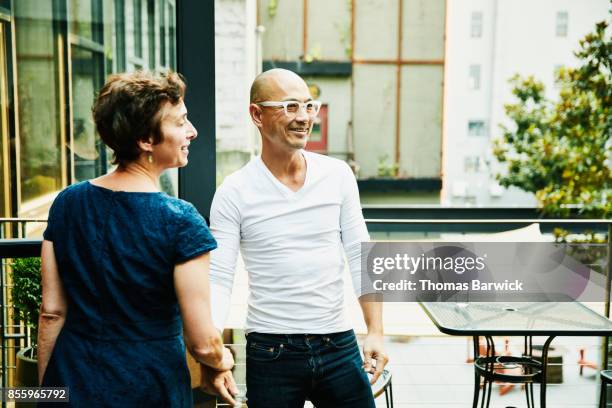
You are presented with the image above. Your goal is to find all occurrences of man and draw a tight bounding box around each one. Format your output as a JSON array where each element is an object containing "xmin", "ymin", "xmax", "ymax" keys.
[{"xmin": 205, "ymin": 68, "xmax": 388, "ymax": 407}]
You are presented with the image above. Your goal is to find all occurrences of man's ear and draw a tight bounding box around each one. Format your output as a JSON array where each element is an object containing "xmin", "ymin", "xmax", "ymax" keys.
[
  {"xmin": 137, "ymin": 137, "xmax": 154, "ymax": 153},
  {"xmin": 249, "ymin": 104, "xmax": 264, "ymax": 129}
]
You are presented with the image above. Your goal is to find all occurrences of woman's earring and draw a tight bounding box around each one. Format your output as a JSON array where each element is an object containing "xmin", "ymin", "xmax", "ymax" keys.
[{"xmin": 148, "ymin": 153, "xmax": 153, "ymax": 164}]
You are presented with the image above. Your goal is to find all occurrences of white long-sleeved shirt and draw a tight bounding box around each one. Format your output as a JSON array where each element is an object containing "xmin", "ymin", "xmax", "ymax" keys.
[{"xmin": 209, "ymin": 150, "xmax": 370, "ymax": 334}]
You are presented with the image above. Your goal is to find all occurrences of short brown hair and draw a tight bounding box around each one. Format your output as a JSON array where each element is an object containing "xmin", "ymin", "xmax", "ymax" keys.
[{"xmin": 92, "ymin": 70, "xmax": 186, "ymax": 166}]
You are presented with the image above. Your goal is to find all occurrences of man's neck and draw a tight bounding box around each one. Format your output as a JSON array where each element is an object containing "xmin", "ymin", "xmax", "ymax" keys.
[{"xmin": 260, "ymin": 147, "xmax": 307, "ymax": 192}]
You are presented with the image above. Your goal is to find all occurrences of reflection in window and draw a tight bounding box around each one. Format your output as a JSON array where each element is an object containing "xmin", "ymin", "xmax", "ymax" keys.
[
  {"xmin": 471, "ymin": 11, "xmax": 482, "ymax": 38},
  {"xmin": 468, "ymin": 120, "xmax": 486, "ymax": 137},
  {"xmin": 115, "ymin": 0, "xmax": 126, "ymax": 71},
  {"xmin": 147, "ymin": 0, "xmax": 155, "ymax": 68},
  {"xmin": 556, "ymin": 11, "xmax": 568, "ymax": 37},
  {"xmin": 71, "ymin": 46, "xmax": 105, "ymax": 182},
  {"xmin": 169, "ymin": 1, "xmax": 175, "ymax": 68},
  {"xmin": 0, "ymin": 22, "xmax": 9, "ymax": 217},
  {"xmin": 15, "ymin": 0, "xmax": 63, "ymax": 203},
  {"xmin": 9, "ymin": 0, "xmax": 178, "ymax": 210},
  {"xmin": 469, "ymin": 64, "xmax": 481, "ymax": 90},
  {"xmin": 133, "ymin": 0, "xmax": 143, "ymax": 58},
  {"xmin": 69, "ymin": 0, "xmax": 93, "ymax": 40},
  {"xmin": 159, "ymin": 0, "xmax": 166, "ymax": 66}
]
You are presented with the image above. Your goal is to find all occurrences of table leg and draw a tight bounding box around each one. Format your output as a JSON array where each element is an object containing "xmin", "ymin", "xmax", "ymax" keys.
[
  {"xmin": 539, "ymin": 336, "xmax": 556, "ymax": 408},
  {"xmin": 472, "ymin": 336, "xmax": 480, "ymax": 408}
]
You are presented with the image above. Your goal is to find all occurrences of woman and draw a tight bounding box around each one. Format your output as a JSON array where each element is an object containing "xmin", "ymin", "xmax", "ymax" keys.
[{"xmin": 38, "ymin": 71, "xmax": 236, "ymax": 407}]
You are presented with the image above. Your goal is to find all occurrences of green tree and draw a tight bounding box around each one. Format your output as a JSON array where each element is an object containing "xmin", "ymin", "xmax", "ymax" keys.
[{"xmin": 493, "ymin": 21, "xmax": 611, "ymax": 220}]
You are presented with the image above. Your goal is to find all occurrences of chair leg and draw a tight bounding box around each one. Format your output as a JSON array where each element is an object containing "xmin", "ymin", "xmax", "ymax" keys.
[
  {"xmin": 485, "ymin": 379, "xmax": 493, "ymax": 408},
  {"xmin": 384, "ymin": 388, "xmax": 390, "ymax": 408},
  {"xmin": 525, "ymin": 381, "xmax": 531, "ymax": 408},
  {"xmin": 472, "ymin": 372, "xmax": 480, "ymax": 408}
]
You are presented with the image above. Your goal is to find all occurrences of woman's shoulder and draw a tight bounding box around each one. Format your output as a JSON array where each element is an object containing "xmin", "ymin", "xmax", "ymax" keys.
[
  {"xmin": 159, "ymin": 196, "xmax": 203, "ymax": 224},
  {"xmin": 51, "ymin": 181, "xmax": 89, "ymax": 204}
]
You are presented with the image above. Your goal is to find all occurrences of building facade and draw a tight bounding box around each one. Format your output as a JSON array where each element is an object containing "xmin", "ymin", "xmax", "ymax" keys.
[{"xmin": 443, "ymin": 0, "xmax": 609, "ymax": 206}]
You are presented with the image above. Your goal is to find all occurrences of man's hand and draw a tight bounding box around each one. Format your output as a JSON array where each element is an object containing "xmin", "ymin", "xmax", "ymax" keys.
[
  {"xmin": 217, "ymin": 346, "xmax": 235, "ymax": 371},
  {"xmin": 200, "ymin": 364, "xmax": 238, "ymax": 406},
  {"xmin": 362, "ymin": 333, "xmax": 389, "ymax": 384}
]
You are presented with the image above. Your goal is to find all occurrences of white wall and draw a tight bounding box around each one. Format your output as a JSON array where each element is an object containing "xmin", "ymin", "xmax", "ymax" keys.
[{"xmin": 214, "ymin": 0, "xmax": 259, "ymax": 183}]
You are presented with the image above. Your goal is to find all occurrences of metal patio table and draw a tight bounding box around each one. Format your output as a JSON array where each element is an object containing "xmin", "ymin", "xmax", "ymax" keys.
[{"xmin": 420, "ymin": 302, "xmax": 612, "ymax": 408}]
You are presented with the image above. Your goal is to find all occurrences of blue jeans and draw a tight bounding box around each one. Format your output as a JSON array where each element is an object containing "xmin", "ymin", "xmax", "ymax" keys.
[{"xmin": 245, "ymin": 330, "xmax": 376, "ymax": 408}]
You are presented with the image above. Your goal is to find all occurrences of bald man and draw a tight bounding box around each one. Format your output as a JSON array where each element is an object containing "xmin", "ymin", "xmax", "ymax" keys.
[{"xmin": 206, "ymin": 69, "xmax": 387, "ymax": 407}]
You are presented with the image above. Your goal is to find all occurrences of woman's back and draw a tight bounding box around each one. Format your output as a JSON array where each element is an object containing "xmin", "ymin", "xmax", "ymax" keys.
[{"xmin": 41, "ymin": 181, "xmax": 216, "ymax": 406}]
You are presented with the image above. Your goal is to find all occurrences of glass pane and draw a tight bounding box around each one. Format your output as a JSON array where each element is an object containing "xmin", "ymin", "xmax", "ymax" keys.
[
  {"xmin": 133, "ymin": 0, "xmax": 142, "ymax": 58},
  {"xmin": 259, "ymin": 0, "xmax": 303, "ymax": 61},
  {"xmin": 469, "ymin": 64, "xmax": 481, "ymax": 90},
  {"xmin": 14, "ymin": 0, "xmax": 63, "ymax": 204},
  {"xmin": 71, "ymin": 46, "xmax": 105, "ymax": 182},
  {"xmin": 471, "ymin": 11, "xmax": 483, "ymax": 38},
  {"xmin": 68, "ymin": 0, "xmax": 93, "ymax": 40},
  {"xmin": 168, "ymin": 2, "xmax": 175, "ymax": 68},
  {"xmin": 0, "ymin": 23, "xmax": 9, "ymax": 217},
  {"xmin": 159, "ymin": 0, "xmax": 166, "ymax": 66},
  {"xmin": 10, "ymin": 0, "xmax": 179, "ymax": 219},
  {"xmin": 402, "ymin": 0, "xmax": 445, "ymax": 60},
  {"xmin": 354, "ymin": 0, "xmax": 398, "ymax": 60},
  {"xmin": 353, "ymin": 65, "xmax": 397, "ymax": 178},
  {"xmin": 556, "ymin": 11, "xmax": 568, "ymax": 37},
  {"xmin": 468, "ymin": 120, "xmax": 486, "ymax": 137},
  {"xmin": 306, "ymin": 0, "xmax": 351, "ymax": 60},
  {"xmin": 115, "ymin": 0, "xmax": 126, "ymax": 71},
  {"xmin": 400, "ymin": 65, "xmax": 443, "ymax": 178},
  {"xmin": 147, "ymin": 0, "xmax": 155, "ymax": 68}
]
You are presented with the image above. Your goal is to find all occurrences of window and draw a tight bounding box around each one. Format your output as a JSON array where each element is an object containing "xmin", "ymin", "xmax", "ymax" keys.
[
  {"xmin": 553, "ymin": 64, "xmax": 563, "ymax": 88},
  {"xmin": 556, "ymin": 11, "xmax": 568, "ymax": 37},
  {"xmin": 464, "ymin": 156, "xmax": 487, "ymax": 173},
  {"xmin": 468, "ymin": 120, "xmax": 486, "ymax": 137},
  {"xmin": 114, "ymin": 0, "xmax": 126, "ymax": 71},
  {"xmin": 469, "ymin": 64, "xmax": 481, "ymax": 90},
  {"xmin": 464, "ymin": 156, "xmax": 479, "ymax": 173},
  {"xmin": 168, "ymin": 1, "xmax": 175, "ymax": 68},
  {"xmin": 0, "ymin": 21, "xmax": 11, "ymax": 217},
  {"xmin": 8, "ymin": 0, "xmax": 177, "ymax": 217},
  {"xmin": 133, "ymin": 0, "xmax": 142, "ymax": 58},
  {"xmin": 15, "ymin": 0, "xmax": 64, "ymax": 204},
  {"xmin": 470, "ymin": 12, "xmax": 482, "ymax": 38},
  {"xmin": 159, "ymin": 0, "xmax": 166, "ymax": 66},
  {"xmin": 147, "ymin": 0, "xmax": 155, "ymax": 68}
]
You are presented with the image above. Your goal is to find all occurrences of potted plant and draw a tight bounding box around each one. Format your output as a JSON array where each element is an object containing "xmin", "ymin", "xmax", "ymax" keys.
[{"xmin": 10, "ymin": 257, "xmax": 42, "ymax": 387}]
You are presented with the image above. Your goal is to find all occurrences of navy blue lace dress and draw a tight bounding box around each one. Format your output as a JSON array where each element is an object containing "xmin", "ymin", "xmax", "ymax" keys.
[{"xmin": 40, "ymin": 181, "xmax": 217, "ymax": 407}]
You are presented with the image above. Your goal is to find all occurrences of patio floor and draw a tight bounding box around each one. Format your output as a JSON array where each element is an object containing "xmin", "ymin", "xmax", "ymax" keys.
[{"xmin": 208, "ymin": 333, "xmax": 604, "ymax": 408}]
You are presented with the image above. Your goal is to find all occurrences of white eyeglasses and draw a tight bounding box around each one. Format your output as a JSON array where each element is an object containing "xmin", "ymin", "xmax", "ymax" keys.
[{"xmin": 257, "ymin": 100, "xmax": 322, "ymax": 117}]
